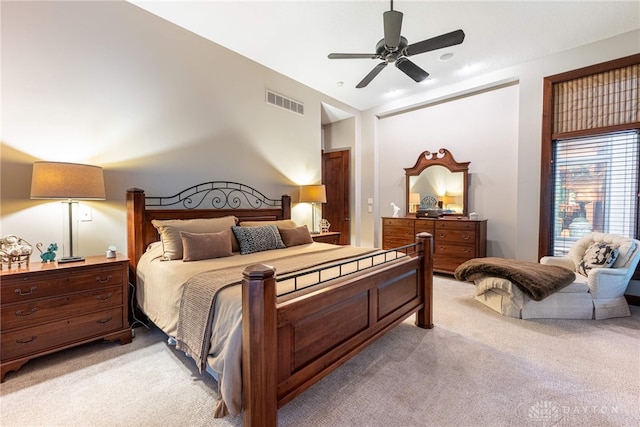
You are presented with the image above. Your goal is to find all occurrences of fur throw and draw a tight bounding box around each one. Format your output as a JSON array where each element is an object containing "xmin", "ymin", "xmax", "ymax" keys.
[{"xmin": 454, "ymin": 257, "xmax": 575, "ymax": 301}]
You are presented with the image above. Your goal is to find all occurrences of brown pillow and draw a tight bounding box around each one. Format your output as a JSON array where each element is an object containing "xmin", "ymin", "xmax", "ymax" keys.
[
  {"xmin": 180, "ymin": 230, "xmax": 233, "ymax": 262},
  {"xmin": 279, "ymin": 225, "xmax": 313, "ymax": 247},
  {"xmin": 152, "ymin": 216, "xmax": 238, "ymax": 259}
]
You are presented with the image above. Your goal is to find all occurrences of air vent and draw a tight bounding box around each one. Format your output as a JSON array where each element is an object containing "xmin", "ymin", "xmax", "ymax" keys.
[{"xmin": 266, "ymin": 90, "xmax": 304, "ymax": 116}]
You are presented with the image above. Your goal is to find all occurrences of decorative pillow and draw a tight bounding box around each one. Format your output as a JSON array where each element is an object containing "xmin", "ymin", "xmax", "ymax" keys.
[
  {"xmin": 180, "ymin": 230, "xmax": 233, "ymax": 262},
  {"xmin": 279, "ymin": 225, "xmax": 313, "ymax": 247},
  {"xmin": 577, "ymin": 242, "xmax": 619, "ymax": 276},
  {"xmin": 151, "ymin": 216, "xmax": 238, "ymax": 260},
  {"xmin": 232, "ymin": 224, "xmax": 285, "ymax": 255},
  {"xmin": 239, "ymin": 219, "xmax": 298, "ymax": 229}
]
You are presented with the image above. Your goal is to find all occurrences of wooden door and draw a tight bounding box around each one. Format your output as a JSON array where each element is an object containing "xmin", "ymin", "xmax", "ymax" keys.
[{"xmin": 322, "ymin": 150, "xmax": 350, "ymax": 245}]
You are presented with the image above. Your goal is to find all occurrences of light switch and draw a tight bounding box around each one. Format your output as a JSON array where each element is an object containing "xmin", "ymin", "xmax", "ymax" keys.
[
  {"xmin": 79, "ymin": 205, "xmax": 92, "ymax": 221},
  {"xmin": 367, "ymin": 198, "xmax": 373, "ymax": 204}
]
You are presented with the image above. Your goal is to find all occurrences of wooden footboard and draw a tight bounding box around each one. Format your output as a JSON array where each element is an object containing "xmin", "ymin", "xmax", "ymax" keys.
[{"xmin": 242, "ymin": 232, "xmax": 433, "ymax": 427}]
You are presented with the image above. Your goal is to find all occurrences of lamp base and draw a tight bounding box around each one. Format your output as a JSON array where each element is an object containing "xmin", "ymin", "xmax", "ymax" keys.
[{"xmin": 57, "ymin": 256, "xmax": 85, "ymax": 264}]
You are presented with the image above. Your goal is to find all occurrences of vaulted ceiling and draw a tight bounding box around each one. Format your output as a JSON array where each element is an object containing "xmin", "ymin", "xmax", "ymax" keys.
[{"xmin": 129, "ymin": 1, "xmax": 640, "ymax": 111}]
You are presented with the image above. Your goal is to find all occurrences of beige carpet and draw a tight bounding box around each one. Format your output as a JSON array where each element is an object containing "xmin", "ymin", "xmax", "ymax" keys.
[{"xmin": 1, "ymin": 276, "xmax": 639, "ymax": 427}]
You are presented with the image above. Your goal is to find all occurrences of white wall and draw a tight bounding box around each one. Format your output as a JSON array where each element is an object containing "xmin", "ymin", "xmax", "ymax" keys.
[
  {"xmin": 377, "ymin": 83, "xmax": 520, "ymax": 258},
  {"xmin": 0, "ymin": 1, "xmax": 358, "ymax": 261}
]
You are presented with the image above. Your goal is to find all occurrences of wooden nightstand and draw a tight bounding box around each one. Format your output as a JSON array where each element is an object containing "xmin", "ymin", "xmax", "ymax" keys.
[
  {"xmin": 312, "ymin": 231, "xmax": 341, "ymax": 245},
  {"xmin": 0, "ymin": 254, "xmax": 133, "ymax": 381}
]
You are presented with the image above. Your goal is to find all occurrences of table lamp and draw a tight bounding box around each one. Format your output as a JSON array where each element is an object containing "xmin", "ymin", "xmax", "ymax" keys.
[
  {"xmin": 299, "ymin": 185, "xmax": 327, "ymax": 234},
  {"xmin": 30, "ymin": 161, "xmax": 106, "ymax": 263},
  {"xmin": 442, "ymin": 194, "xmax": 456, "ymax": 210},
  {"xmin": 409, "ymin": 193, "xmax": 421, "ymax": 213}
]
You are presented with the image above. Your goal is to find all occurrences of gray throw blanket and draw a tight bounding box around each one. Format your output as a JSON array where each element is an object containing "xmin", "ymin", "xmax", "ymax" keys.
[
  {"xmin": 454, "ymin": 257, "xmax": 575, "ymax": 301},
  {"xmin": 176, "ymin": 271, "xmax": 237, "ymax": 372}
]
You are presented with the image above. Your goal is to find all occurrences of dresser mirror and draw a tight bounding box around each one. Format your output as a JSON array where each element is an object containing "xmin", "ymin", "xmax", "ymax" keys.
[{"xmin": 405, "ymin": 148, "xmax": 469, "ymax": 216}]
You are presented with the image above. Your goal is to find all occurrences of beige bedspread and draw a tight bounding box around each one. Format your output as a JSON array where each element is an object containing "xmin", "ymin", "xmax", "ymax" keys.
[
  {"xmin": 136, "ymin": 242, "xmax": 346, "ymax": 336},
  {"xmin": 136, "ymin": 242, "xmax": 391, "ymax": 417}
]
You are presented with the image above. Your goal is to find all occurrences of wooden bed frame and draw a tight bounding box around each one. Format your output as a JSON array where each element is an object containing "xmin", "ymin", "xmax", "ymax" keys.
[{"xmin": 126, "ymin": 182, "xmax": 434, "ymax": 427}]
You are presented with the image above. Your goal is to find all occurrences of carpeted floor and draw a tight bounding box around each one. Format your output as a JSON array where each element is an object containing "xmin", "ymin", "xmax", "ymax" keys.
[{"xmin": 1, "ymin": 276, "xmax": 638, "ymax": 426}]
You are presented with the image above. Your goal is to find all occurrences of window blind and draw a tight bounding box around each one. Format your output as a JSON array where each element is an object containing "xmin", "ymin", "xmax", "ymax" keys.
[
  {"xmin": 552, "ymin": 130, "xmax": 639, "ymax": 255},
  {"xmin": 553, "ymin": 64, "xmax": 639, "ymax": 134}
]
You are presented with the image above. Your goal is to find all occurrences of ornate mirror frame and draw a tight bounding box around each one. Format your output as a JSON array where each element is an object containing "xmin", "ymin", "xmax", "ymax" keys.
[{"xmin": 405, "ymin": 148, "xmax": 470, "ymax": 217}]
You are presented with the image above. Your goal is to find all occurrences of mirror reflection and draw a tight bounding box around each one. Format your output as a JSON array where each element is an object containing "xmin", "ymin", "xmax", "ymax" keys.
[
  {"xmin": 405, "ymin": 148, "xmax": 469, "ymax": 216},
  {"xmin": 409, "ymin": 166, "xmax": 464, "ymax": 214}
]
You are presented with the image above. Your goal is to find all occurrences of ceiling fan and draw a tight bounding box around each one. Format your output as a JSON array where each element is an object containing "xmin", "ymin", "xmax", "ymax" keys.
[{"xmin": 328, "ymin": 0, "xmax": 465, "ymax": 88}]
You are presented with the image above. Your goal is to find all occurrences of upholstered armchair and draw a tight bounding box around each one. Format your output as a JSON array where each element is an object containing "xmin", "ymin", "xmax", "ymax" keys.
[{"xmin": 541, "ymin": 232, "xmax": 640, "ymax": 319}]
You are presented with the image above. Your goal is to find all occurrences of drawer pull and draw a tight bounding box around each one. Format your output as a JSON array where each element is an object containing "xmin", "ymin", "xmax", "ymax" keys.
[
  {"xmin": 15, "ymin": 286, "xmax": 37, "ymax": 296},
  {"xmin": 96, "ymin": 316, "xmax": 113, "ymax": 324},
  {"xmin": 15, "ymin": 308, "xmax": 38, "ymax": 317},
  {"xmin": 95, "ymin": 293, "xmax": 113, "ymax": 302},
  {"xmin": 95, "ymin": 275, "xmax": 113, "ymax": 284},
  {"xmin": 16, "ymin": 335, "xmax": 38, "ymax": 344}
]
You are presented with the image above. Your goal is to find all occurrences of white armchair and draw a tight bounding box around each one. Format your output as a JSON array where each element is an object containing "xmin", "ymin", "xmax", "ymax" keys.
[{"xmin": 541, "ymin": 232, "xmax": 640, "ymax": 319}]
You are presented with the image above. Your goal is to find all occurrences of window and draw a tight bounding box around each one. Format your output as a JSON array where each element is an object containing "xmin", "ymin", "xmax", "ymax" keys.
[
  {"xmin": 539, "ymin": 54, "xmax": 640, "ymax": 261},
  {"xmin": 552, "ymin": 131, "xmax": 639, "ymax": 255}
]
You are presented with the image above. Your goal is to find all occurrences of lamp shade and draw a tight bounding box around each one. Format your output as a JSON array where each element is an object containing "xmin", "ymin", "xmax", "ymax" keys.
[
  {"xmin": 299, "ymin": 185, "xmax": 327, "ymax": 203},
  {"xmin": 30, "ymin": 161, "xmax": 106, "ymax": 200},
  {"xmin": 409, "ymin": 193, "xmax": 421, "ymax": 204},
  {"xmin": 442, "ymin": 194, "xmax": 456, "ymax": 205}
]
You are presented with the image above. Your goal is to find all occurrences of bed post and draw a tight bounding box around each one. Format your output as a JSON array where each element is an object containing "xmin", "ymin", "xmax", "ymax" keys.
[
  {"xmin": 242, "ymin": 264, "xmax": 278, "ymax": 427},
  {"xmin": 126, "ymin": 188, "xmax": 145, "ymax": 286},
  {"xmin": 415, "ymin": 232, "xmax": 434, "ymax": 329},
  {"xmin": 281, "ymin": 194, "xmax": 291, "ymax": 219}
]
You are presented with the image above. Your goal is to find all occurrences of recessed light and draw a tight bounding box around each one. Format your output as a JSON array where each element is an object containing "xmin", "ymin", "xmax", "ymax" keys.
[
  {"xmin": 458, "ymin": 63, "xmax": 479, "ymax": 75},
  {"xmin": 336, "ymin": 81, "xmax": 344, "ymax": 87},
  {"xmin": 439, "ymin": 53, "xmax": 454, "ymax": 61}
]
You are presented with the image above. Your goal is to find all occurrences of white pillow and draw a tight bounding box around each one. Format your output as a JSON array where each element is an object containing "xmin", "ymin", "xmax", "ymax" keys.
[{"xmin": 577, "ymin": 242, "xmax": 619, "ymax": 276}]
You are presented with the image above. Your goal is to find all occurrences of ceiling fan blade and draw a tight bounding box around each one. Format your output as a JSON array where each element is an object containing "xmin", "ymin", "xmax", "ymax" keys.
[
  {"xmin": 356, "ymin": 62, "xmax": 387, "ymax": 88},
  {"xmin": 405, "ymin": 29, "xmax": 465, "ymax": 56},
  {"xmin": 395, "ymin": 58, "xmax": 429, "ymax": 82},
  {"xmin": 328, "ymin": 53, "xmax": 377, "ymax": 59},
  {"xmin": 383, "ymin": 10, "xmax": 403, "ymax": 50}
]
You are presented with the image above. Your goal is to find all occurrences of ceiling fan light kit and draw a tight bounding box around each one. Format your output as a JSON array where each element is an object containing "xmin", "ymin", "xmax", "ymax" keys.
[{"xmin": 328, "ymin": 0, "xmax": 465, "ymax": 88}]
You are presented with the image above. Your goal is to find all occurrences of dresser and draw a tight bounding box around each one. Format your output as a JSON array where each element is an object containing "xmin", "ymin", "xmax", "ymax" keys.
[
  {"xmin": 1, "ymin": 255, "xmax": 133, "ymax": 381},
  {"xmin": 382, "ymin": 217, "xmax": 487, "ymax": 274}
]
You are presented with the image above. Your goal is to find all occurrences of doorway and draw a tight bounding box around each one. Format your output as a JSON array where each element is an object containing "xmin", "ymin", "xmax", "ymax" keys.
[{"xmin": 322, "ymin": 149, "xmax": 350, "ymax": 245}]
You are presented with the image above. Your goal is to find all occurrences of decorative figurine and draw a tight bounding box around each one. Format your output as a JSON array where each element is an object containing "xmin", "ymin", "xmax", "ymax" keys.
[
  {"xmin": 37, "ymin": 242, "xmax": 58, "ymax": 263},
  {"xmin": 0, "ymin": 235, "xmax": 33, "ymax": 269},
  {"xmin": 390, "ymin": 202, "xmax": 401, "ymax": 218},
  {"xmin": 319, "ymin": 219, "xmax": 331, "ymax": 233}
]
